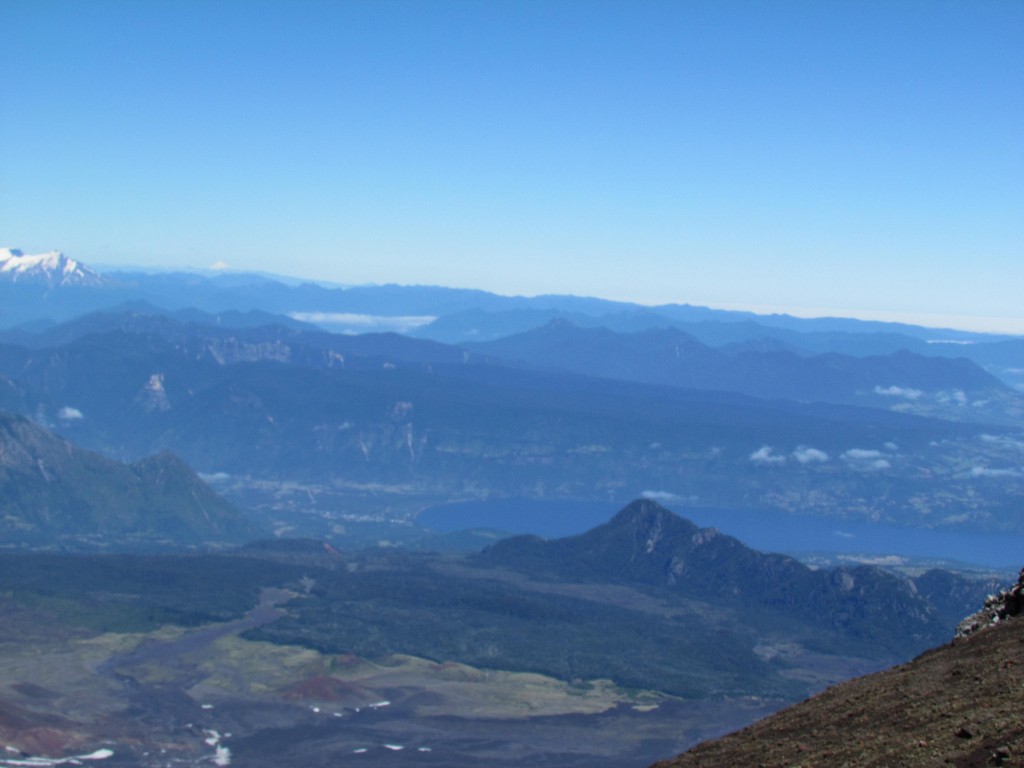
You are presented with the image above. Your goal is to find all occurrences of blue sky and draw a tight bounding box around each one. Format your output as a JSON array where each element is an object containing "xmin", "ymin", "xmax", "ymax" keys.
[{"xmin": 2, "ymin": 0, "xmax": 1022, "ymax": 332}]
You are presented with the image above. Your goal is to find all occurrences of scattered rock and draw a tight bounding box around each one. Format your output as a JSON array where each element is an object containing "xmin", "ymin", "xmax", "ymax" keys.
[
  {"xmin": 653, "ymin": 569, "xmax": 1024, "ymax": 768},
  {"xmin": 955, "ymin": 568, "xmax": 1024, "ymax": 640}
]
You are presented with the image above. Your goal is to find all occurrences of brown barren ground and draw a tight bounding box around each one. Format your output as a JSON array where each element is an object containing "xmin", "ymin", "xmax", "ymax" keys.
[{"xmin": 653, "ymin": 617, "xmax": 1024, "ymax": 768}]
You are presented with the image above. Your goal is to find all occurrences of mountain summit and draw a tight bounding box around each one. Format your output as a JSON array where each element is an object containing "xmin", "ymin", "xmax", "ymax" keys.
[{"xmin": 0, "ymin": 248, "xmax": 105, "ymax": 286}]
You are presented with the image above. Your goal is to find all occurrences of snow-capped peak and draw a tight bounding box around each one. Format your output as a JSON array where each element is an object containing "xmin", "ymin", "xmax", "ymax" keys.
[{"xmin": 0, "ymin": 247, "xmax": 105, "ymax": 286}]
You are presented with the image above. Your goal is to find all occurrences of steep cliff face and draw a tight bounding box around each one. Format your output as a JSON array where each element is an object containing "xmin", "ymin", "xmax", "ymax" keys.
[{"xmin": 652, "ymin": 570, "xmax": 1024, "ymax": 768}]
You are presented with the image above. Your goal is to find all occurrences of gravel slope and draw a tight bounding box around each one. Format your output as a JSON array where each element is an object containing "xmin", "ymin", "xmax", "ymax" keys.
[{"xmin": 652, "ymin": 616, "xmax": 1023, "ymax": 768}]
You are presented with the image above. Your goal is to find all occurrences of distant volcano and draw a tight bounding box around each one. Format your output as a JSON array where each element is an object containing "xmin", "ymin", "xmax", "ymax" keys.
[{"xmin": 0, "ymin": 248, "xmax": 106, "ymax": 287}]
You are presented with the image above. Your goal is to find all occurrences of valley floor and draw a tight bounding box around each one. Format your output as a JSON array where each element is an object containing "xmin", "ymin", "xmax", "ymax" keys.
[{"xmin": 0, "ymin": 590, "xmax": 785, "ymax": 768}]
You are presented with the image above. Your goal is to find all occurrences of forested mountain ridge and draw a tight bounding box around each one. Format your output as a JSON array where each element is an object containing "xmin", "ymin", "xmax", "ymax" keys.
[{"xmin": 0, "ymin": 411, "xmax": 258, "ymax": 548}]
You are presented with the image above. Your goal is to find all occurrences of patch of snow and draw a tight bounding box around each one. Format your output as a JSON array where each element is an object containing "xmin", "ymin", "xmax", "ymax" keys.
[
  {"xmin": 0, "ymin": 749, "xmax": 114, "ymax": 767},
  {"xmin": 78, "ymin": 752, "xmax": 114, "ymax": 762},
  {"xmin": 212, "ymin": 746, "xmax": 231, "ymax": 766}
]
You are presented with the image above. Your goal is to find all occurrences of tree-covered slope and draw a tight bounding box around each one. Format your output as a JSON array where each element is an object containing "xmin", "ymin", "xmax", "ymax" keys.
[{"xmin": 0, "ymin": 412, "xmax": 259, "ymax": 548}]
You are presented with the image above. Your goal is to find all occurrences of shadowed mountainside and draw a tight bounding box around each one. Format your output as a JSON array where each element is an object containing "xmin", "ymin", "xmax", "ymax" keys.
[
  {"xmin": 468, "ymin": 320, "xmax": 1022, "ymax": 425},
  {"xmin": 0, "ymin": 411, "xmax": 259, "ymax": 548}
]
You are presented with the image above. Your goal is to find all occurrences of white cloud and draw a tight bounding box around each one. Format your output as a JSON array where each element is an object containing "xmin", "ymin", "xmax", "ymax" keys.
[
  {"xmin": 58, "ymin": 406, "xmax": 84, "ymax": 420},
  {"xmin": 874, "ymin": 385, "xmax": 923, "ymax": 400},
  {"xmin": 289, "ymin": 312, "xmax": 436, "ymax": 332},
  {"xmin": 884, "ymin": 442, "xmax": 899, "ymax": 451},
  {"xmin": 842, "ymin": 449, "xmax": 883, "ymax": 461},
  {"xmin": 750, "ymin": 446, "xmax": 786, "ymax": 465},
  {"xmin": 970, "ymin": 466, "xmax": 1022, "ymax": 478},
  {"xmin": 210, "ymin": 260, "xmax": 230, "ymax": 270},
  {"xmin": 938, "ymin": 389, "xmax": 968, "ymax": 406},
  {"xmin": 793, "ymin": 446, "xmax": 829, "ymax": 464},
  {"xmin": 641, "ymin": 490, "xmax": 680, "ymax": 503},
  {"xmin": 980, "ymin": 434, "xmax": 1024, "ymax": 450},
  {"xmin": 841, "ymin": 448, "xmax": 891, "ymax": 471},
  {"xmin": 838, "ymin": 554, "xmax": 907, "ymax": 566}
]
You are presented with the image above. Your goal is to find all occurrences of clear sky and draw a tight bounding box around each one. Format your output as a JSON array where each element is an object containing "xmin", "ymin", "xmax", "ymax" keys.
[{"xmin": 2, "ymin": 0, "xmax": 1022, "ymax": 332}]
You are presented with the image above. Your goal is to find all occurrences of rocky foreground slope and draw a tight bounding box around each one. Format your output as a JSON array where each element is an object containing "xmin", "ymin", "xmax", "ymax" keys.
[{"xmin": 652, "ymin": 570, "xmax": 1024, "ymax": 768}]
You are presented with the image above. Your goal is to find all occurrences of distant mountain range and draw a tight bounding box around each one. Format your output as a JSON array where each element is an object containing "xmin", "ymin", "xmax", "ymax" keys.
[
  {"xmin": 467, "ymin": 320, "xmax": 1021, "ymax": 425},
  {"xmin": 1, "ymin": 249, "xmax": 1021, "ymax": 390},
  {"xmin": 0, "ymin": 411, "xmax": 257, "ymax": 548},
  {"xmin": 0, "ymin": 304, "xmax": 1021, "ymax": 534},
  {"xmin": 0, "ymin": 251, "xmax": 1022, "ymax": 539}
]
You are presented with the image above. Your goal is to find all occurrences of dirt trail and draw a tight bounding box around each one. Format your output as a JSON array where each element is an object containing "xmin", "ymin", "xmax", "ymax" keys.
[{"xmin": 97, "ymin": 587, "xmax": 293, "ymax": 675}]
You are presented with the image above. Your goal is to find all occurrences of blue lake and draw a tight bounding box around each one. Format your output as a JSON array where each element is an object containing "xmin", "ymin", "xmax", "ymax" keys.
[{"xmin": 418, "ymin": 498, "xmax": 1022, "ymax": 571}]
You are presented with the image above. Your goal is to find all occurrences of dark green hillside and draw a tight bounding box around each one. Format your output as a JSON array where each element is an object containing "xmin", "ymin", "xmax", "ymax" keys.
[
  {"xmin": 249, "ymin": 557, "xmax": 790, "ymax": 698},
  {"xmin": 0, "ymin": 501, "xmax": 999, "ymax": 704},
  {"xmin": 478, "ymin": 500, "xmax": 953, "ymax": 657},
  {"xmin": 0, "ymin": 551, "xmax": 292, "ymax": 631},
  {"xmin": 241, "ymin": 504, "xmax": 994, "ymax": 700},
  {"xmin": 0, "ymin": 412, "xmax": 258, "ymax": 548}
]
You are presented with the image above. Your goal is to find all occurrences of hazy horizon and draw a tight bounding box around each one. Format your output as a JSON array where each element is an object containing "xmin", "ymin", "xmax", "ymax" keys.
[
  {"xmin": 3, "ymin": 1, "xmax": 1022, "ymax": 334},
  {"xmin": 64, "ymin": 252, "xmax": 1024, "ymax": 336},
  {"xmin": 5, "ymin": 242, "xmax": 1022, "ymax": 334}
]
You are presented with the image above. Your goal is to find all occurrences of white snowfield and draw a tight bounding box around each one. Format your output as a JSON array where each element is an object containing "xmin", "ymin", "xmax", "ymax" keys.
[{"xmin": 0, "ymin": 248, "xmax": 103, "ymax": 286}]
